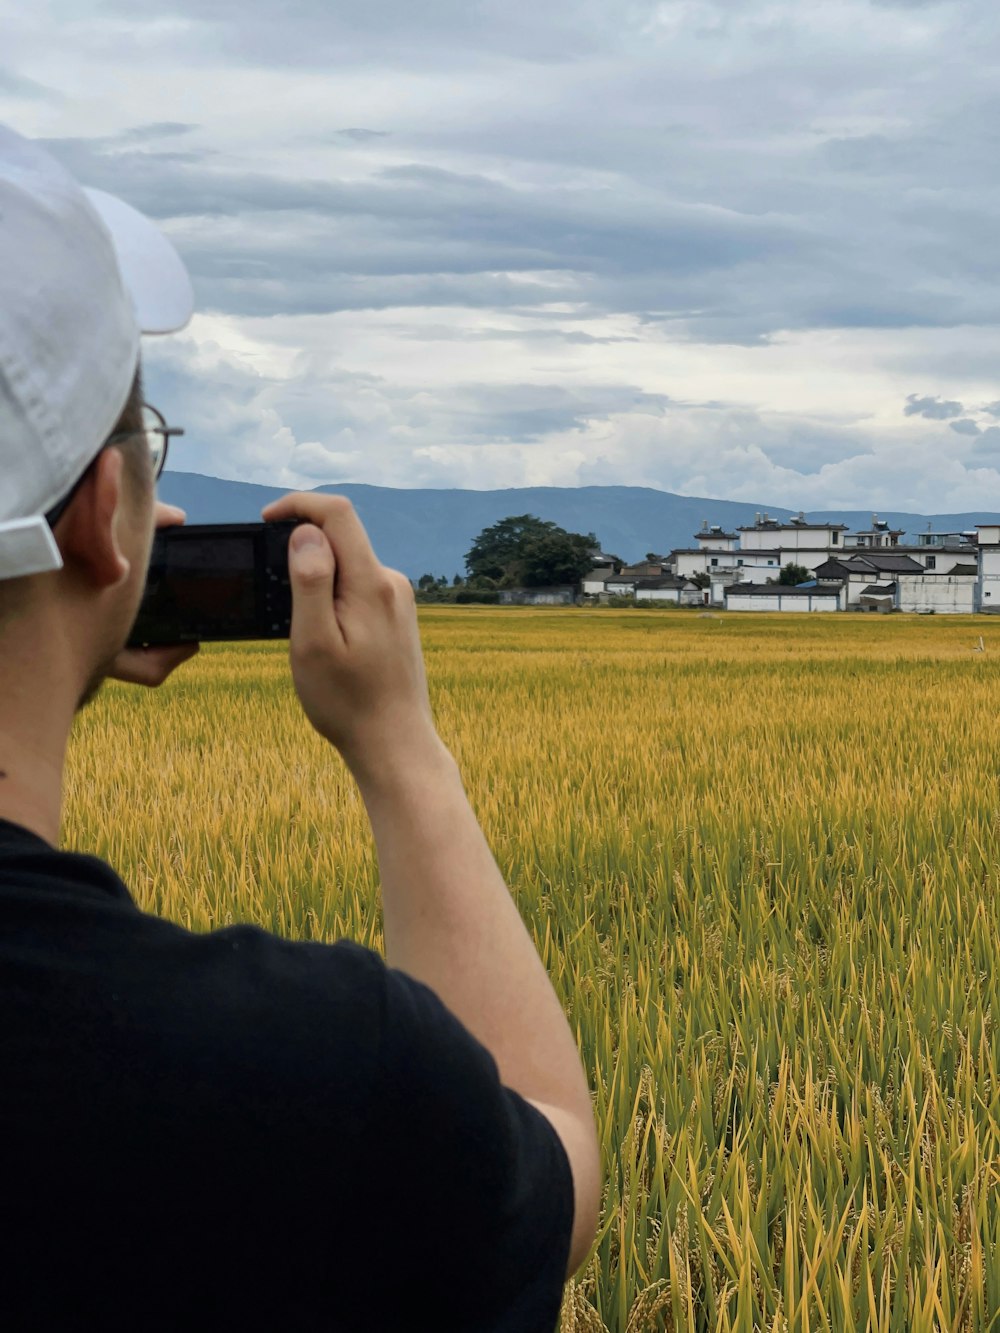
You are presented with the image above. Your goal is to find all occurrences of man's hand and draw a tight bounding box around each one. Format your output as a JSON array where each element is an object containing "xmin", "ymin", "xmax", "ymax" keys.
[
  {"xmin": 109, "ymin": 502, "xmax": 200, "ymax": 687},
  {"xmin": 260, "ymin": 492, "xmax": 442, "ymax": 783}
]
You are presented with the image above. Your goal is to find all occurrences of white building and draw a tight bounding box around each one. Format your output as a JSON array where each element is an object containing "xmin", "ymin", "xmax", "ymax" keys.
[
  {"xmin": 602, "ymin": 574, "xmax": 639, "ymax": 597},
  {"xmin": 639, "ymin": 509, "xmax": 994, "ymax": 613},
  {"xmin": 977, "ymin": 525, "xmax": 1000, "ymax": 611},
  {"xmin": 581, "ymin": 569, "xmax": 615, "ymax": 595},
  {"xmin": 724, "ymin": 583, "xmax": 846, "ymax": 612},
  {"xmin": 634, "ymin": 576, "xmax": 702, "ymax": 606},
  {"xmin": 843, "ymin": 514, "xmax": 903, "ymax": 550},
  {"xmin": 814, "ymin": 554, "xmax": 926, "ymax": 608},
  {"xmin": 738, "ymin": 513, "xmax": 849, "ymax": 563},
  {"xmin": 882, "ymin": 527, "xmax": 980, "ymax": 574},
  {"xmin": 671, "ymin": 546, "xmax": 781, "ymax": 580},
  {"xmin": 693, "ymin": 521, "xmax": 739, "ymax": 552},
  {"xmin": 901, "ymin": 546, "xmax": 977, "ymax": 574}
]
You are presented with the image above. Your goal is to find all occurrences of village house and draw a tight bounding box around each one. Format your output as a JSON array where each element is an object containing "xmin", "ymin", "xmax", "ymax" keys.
[
  {"xmin": 633, "ymin": 576, "xmax": 702, "ymax": 606},
  {"xmin": 813, "ymin": 554, "xmax": 926, "ymax": 609},
  {"xmin": 977, "ymin": 525, "xmax": 1000, "ymax": 610},
  {"xmin": 842, "ymin": 515, "xmax": 902, "ymax": 550},
  {"xmin": 576, "ymin": 509, "xmax": 994, "ymax": 613},
  {"xmin": 671, "ymin": 513, "xmax": 985, "ymax": 613},
  {"xmin": 737, "ymin": 512, "xmax": 849, "ymax": 568},
  {"xmin": 841, "ymin": 517, "xmax": 979, "ymax": 573},
  {"xmin": 724, "ymin": 582, "xmax": 847, "ymax": 612}
]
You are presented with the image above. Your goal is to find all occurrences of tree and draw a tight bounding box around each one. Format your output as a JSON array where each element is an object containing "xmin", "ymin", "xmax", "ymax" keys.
[
  {"xmin": 465, "ymin": 514, "xmax": 599, "ymax": 588},
  {"xmin": 417, "ymin": 573, "xmax": 438, "ymax": 590},
  {"xmin": 452, "ymin": 573, "xmax": 465, "ymax": 587},
  {"xmin": 465, "ymin": 515, "xmax": 557, "ymax": 583},
  {"xmin": 690, "ymin": 571, "xmax": 710, "ymax": 590},
  {"xmin": 778, "ymin": 562, "xmax": 811, "ymax": 586},
  {"xmin": 516, "ymin": 530, "xmax": 600, "ymax": 587}
]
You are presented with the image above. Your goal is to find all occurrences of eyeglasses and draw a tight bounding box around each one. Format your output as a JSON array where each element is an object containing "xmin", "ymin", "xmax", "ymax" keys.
[{"xmin": 44, "ymin": 403, "xmax": 184, "ymax": 531}]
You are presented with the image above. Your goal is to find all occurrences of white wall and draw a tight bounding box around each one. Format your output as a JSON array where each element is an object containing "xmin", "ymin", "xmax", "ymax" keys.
[
  {"xmin": 636, "ymin": 586, "xmax": 681, "ymax": 603},
  {"xmin": 777, "ymin": 545, "xmax": 837, "ymax": 572},
  {"xmin": 897, "ymin": 576, "xmax": 976, "ymax": 614},
  {"xmin": 740, "ymin": 528, "xmax": 843, "ymax": 553},
  {"xmin": 980, "ymin": 546, "xmax": 1000, "ymax": 609},
  {"xmin": 703, "ymin": 552, "xmax": 741, "ymax": 571},
  {"xmin": 727, "ymin": 593, "xmax": 781, "ymax": 611},
  {"xmin": 674, "ymin": 552, "xmax": 708, "ymax": 577},
  {"xmin": 581, "ymin": 575, "xmax": 611, "ymax": 594},
  {"xmin": 725, "ymin": 591, "xmax": 843, "ymax": 612},
  {"xmin": 912, "ymin": 552, "xmax": 970, "ymax": 574},
  {"xmin": 738, "ymin": 553, "xmax": 781, "ymax": 572}
]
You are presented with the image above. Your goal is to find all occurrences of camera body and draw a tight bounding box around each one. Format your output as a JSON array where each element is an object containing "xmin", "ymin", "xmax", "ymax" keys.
[{"xmin": 127, "ymin": 521, "xmax": 304, "ymax": 647}]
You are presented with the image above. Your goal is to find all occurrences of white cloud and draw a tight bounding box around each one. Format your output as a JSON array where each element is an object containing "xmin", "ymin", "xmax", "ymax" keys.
[{"xmin": 3, "ymin": 0, "xmax": 1000, "ymax": 509}]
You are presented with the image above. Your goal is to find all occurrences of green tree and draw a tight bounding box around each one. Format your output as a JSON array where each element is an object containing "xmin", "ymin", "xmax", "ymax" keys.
[
  {"xmin": 778, "ymin": 562, "xmax": 811, "ymax": 586},
  {"xmin": 690, "ymin": 571, "xmax": 710, "ymax": 590},
  {"xmin": 516, "ymin": 530, "xmax": 600, "ymax": 587},
  {"xmin": 465, "ymin": 515, "xmax": 556, "ymax": 583},
  {"xmin": 465, "ymin": 514, "xmax": 598, "ymax": 588},
  {"xmin": 417, "ymin": 573, "xmax": 438, "ymax": 590},
  {"xmin": 452, "ymin": 573, "xmax": 465, "ymax": 587}
]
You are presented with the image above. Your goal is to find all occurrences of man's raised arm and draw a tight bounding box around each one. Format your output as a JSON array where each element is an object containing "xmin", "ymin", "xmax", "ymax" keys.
[{"xmin": 261, "ymin": 492, "xmax": 601, "ymax": 1276}]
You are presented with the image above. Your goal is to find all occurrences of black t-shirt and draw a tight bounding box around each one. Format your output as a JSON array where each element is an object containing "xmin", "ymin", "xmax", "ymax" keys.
[{"xmin": 0, "ymin": 818, "xmax": 574, "ymax": 1331}]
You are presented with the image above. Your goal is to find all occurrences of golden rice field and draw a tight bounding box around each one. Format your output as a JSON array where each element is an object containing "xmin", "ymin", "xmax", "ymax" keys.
[{"xmin": 64, "ymin": 608, "xmax": 1000, "ymax": 1332}]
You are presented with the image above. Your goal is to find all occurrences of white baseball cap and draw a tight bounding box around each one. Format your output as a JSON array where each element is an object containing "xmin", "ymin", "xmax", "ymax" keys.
[{"xmin": 0, "ymin": 125, "xmax": 194, "ymax": 581}]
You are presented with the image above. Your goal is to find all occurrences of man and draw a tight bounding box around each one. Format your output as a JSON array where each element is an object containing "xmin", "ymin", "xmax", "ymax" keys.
[{"xmin": 0, "ymin": 126, "xmax": 600, "ymax": 1331}]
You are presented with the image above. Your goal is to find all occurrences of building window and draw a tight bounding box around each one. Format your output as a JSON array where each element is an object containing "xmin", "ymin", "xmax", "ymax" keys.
[
  {"xmin": 832, "ymin": 532, "xmax": 839, "ymax": 545},
  {"xmin": 737, "ymin": 558, "xmax": 743, "ymax": 565},
  {"xmin": 710, "ymin": 557, "xmax": 718, "ymax": 566},
  {"xmin": 926, "ymin": 556, "xmax": 936, "ymax": 569}
]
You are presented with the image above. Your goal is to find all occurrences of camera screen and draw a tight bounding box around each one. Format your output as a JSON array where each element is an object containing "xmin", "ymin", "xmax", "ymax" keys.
[
  {"xmin": 157, "ymin": 537, "xmax": 256, "ymax": 628},
  {"xmin": 129, "ymin": 532, "xmax": 259, "ymax": 644},
  {"xmin": 127, "ymin": 521, "xmax": 298, "ymax": 647}
]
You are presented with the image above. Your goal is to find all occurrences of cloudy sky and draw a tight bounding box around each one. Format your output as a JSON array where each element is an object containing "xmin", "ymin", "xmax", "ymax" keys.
[{"xmin": 4, "ymin": 0, "xmax": 1000, "ymax": 509}]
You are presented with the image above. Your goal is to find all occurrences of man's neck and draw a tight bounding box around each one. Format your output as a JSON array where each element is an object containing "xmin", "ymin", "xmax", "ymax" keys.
[
  {"xmin": 0, "ymin": 752, "xmax": 65, "ymax": 846},
  {"xmin": 0, "ymin": 662, "xmax": 78, "ymax": 847}
]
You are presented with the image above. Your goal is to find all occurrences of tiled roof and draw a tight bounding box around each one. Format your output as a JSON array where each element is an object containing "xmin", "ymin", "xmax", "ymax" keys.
[
  {"xmin": 635, "ymin": 576, "xmax": 695, "ymax": 590},
  {"xmin": 841, "ymin": 554, "xmax": 924, "ymax": 574}
]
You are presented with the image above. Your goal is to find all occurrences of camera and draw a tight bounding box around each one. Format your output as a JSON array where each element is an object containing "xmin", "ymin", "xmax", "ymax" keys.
[{"xmin": 126, "ymin": 521, "xmax": 304, "ymax": 647}]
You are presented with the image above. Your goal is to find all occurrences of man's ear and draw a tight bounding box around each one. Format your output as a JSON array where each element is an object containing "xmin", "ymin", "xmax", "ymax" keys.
[{"xmin": 57, "ymin": 448, "xmax": 131, "ymax": 591}]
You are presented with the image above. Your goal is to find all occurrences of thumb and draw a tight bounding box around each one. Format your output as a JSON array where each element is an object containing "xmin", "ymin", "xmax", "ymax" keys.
[{"xmin": 287, "ymin": 523, "xmax": 339, "ymax": 646}]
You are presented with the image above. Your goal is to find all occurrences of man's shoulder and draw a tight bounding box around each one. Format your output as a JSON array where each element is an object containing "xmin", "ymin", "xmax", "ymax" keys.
[
  {"xmin": 132, "ymin": 916, "xmax": 390, "ymax": 1046},
  {"xmin": 79, "ymin": 917, "xmax": 395, "ymax": 1134}
]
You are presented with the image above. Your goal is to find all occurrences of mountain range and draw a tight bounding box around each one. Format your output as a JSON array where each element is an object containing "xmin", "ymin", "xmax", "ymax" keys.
[{"xmin": 157, "ymin": 471, "xmax": 1000, "ymax": 581}]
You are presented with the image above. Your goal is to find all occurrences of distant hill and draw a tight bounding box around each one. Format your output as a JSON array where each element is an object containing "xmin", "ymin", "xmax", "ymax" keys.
[{"xmin": 157, "ymin": 471, "xmax": 1000, "ymax": 580}]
